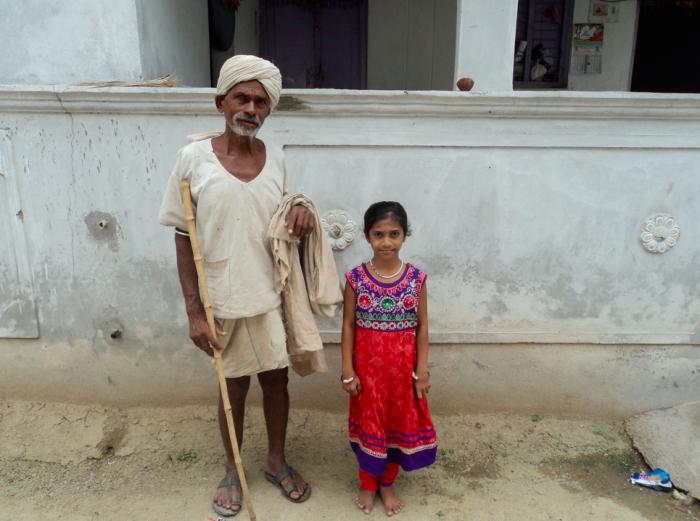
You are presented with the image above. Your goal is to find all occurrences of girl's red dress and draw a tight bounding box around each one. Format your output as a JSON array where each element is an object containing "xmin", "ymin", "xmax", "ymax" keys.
[{"xmin": 346, "ymin": 263, "xmax": 437, "ymax": 477}]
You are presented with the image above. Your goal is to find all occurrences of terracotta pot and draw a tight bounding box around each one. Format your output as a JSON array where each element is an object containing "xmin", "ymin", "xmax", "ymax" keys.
[{"xmin": 456, "ymin": 77, "xmax": 475, "ymax": 91}]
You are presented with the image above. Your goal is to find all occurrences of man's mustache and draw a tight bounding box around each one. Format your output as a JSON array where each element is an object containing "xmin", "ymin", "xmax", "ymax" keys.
[{"xmin": 234, "ymin": 113, "xmax": 261, "ymax": 126}]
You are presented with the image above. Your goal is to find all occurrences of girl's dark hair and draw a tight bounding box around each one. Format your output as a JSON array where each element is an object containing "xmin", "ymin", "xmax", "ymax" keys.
[{"xmin": 363, "ymin": 201, "xmax": 411, "ymax": 237}]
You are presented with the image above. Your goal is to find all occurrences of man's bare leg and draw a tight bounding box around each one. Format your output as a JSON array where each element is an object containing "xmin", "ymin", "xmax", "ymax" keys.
[
  {"xmin": 214, "ymin": 375, "xmax": 251, "ymax": 514},
  {"xmin": 258, "ymin": 368, "xmax": 309, "ymax": 500}
]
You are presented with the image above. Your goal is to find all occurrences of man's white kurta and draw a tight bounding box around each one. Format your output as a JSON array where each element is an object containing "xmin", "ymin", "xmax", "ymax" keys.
[{"xmin": 159, "ymin": 138, "xmax": 287, "ymax": 319}]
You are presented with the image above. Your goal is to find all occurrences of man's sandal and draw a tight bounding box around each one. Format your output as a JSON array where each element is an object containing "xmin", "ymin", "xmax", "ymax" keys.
[
  {"xmin": 264, "ymin": 465, "xmax": 312, "ymax": 503},
  {"xmin": 212, "ymin": 473, "xmax": 242, "ymax": 517}
]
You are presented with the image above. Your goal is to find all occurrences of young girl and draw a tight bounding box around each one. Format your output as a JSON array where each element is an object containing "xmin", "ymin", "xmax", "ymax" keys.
[{"xmin": 341, "ymin": 201, "xmax": 437, "ymax": 516}]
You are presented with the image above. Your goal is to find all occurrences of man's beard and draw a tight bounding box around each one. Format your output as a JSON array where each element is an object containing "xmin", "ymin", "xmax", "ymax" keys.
[{"xmin": 229, "ymin": 112, "xmax": 261, "ymax": 138}]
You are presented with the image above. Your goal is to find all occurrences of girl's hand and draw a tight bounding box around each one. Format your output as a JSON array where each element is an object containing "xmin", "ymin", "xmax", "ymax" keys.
[
  {"xmin": 414, "ymin": 372, "xmax": 431, "ymax": 399},
  {"xmin": 342, "ymin": 374, "xmax": 362, "ymax": 396}
]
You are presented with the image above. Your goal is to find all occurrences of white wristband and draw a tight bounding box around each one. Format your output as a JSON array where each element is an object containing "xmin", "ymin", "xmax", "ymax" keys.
[{"xmin": 412, "ymin": 371, "xmax": 430, "ymax": 382}]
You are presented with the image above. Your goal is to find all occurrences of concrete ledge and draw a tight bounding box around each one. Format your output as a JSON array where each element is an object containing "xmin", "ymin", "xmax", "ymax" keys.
[
  {"xmin": 319, "ymin": 330, "xmax": 697, "ymax": 345},
  {"xmin": 2, "ymin": 86, "xmax": 700, "ymax": 120},
  {"xmin": 1, "ymin": 341, "xmax": 697, "ymax": 418}
]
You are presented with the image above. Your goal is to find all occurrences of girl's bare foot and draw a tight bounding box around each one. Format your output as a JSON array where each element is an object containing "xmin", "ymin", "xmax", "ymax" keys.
[
  {"xmin": 379, "ymin": 487, "xmax": 404, "ymax": 516},
  {"xmin": 355, "ymin": 489, "xmax": 376, "ymax": 514}
]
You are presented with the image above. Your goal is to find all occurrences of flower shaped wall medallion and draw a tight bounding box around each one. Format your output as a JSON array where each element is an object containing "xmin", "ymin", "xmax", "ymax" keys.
[
  {"xmin": 321, "ymin": 210, "xmax": 357, "ymax": 251},
  {"xmin": 640, "ymin": 214, "xmax": 680, "ymax": 254}
]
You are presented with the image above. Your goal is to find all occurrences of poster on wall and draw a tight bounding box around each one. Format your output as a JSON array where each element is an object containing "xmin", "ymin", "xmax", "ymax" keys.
[
  {"xmin": 589, "ymin": 1, "xmax": 619, "ymax": 23},
  {"xmin": 572, "ymin": 23, "xmax": 604, "ymax": 74}
]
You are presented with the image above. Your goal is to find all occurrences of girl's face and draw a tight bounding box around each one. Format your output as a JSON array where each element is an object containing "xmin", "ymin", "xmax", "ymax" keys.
[{"xmin": 366, "ymin": 217, "xmax": 406, "ymax": 259}]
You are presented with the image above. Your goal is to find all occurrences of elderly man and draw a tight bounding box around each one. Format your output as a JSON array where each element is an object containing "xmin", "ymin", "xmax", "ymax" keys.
[{"xmin": 159, "ymin": 55, "xmax": 314, "ymax": 516}]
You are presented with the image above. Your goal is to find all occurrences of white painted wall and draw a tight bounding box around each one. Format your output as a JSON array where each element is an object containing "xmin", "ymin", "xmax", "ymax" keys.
[
  {"xmin": 210, "ymin": 0, "xmax": 261, "ymax": 86},
  {"xmin": 568, "ymin": 0, "xmax": 639, "ymax": 91},
  {"xmin": 233, "ymin": 0, "xmax": 260, "ymax": 56},
  {"xmin": 135, "ymin": 0, "xmax": 210, "ymax": 87},
  {"xmin": 0, "ymin": 87, "xmax": 698, "ymax": 416},
  {"xmin": 0, "ymin": 0, "xmax": 142, "ymax": 84},
  {"xmin": 0, "ymin": 0, "xmax": 210, "ymax": 87},
  {"xmin": 454, "ymin": 0, "xmax": 519, "ymax": 91}
]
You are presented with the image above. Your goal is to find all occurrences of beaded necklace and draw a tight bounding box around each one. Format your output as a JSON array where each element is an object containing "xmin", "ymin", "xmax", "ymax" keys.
[{"xmin": 369, "ymin": 259, "xmax": 404, "ymax": 279}]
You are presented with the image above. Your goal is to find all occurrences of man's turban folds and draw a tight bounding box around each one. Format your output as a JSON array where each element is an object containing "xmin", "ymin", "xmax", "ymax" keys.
[{"xmin": 217, "ymin": 55, "xmax": 282, "ymax": 110}]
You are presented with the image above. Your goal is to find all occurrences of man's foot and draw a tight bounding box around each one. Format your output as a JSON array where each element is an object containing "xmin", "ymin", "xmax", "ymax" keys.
[
  {"xmin": 379, "ymin": 487, "xmax": 404, "ymax": 517},
  {"xmin": 263, "ymin": 464, "xmax": 311, "ymax": 503},
  {"xmin": 212, "ymin": 471, "xmax": 242, "ymax": 517},
  {"xmin": 355, "ymin": 489, "xmax": 376, "ymax": 515}
]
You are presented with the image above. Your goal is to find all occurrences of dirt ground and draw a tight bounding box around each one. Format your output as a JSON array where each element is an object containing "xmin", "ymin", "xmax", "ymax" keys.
[{"xmin": 1, "ymin": 400, "xmax": 698, "ymax": 521}]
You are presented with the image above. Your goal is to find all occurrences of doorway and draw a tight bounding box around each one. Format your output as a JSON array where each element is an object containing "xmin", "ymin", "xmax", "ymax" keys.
[
  {"xmin": 631, "ymin": 1, "xmax": 700, "ymax": 93},
  {"xmin": 259, "ymin": 0, "xmax": 368, "ymax": 89}
]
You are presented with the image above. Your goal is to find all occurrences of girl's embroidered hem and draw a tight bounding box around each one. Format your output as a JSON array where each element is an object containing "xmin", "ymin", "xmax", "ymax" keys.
[
  {"xmin": 351, "ymin": 441, "xmax": 437, "ymax": 476},
  {"xmin": 350, "ymin": 422, "xmax": 437, "ymax": 449}
]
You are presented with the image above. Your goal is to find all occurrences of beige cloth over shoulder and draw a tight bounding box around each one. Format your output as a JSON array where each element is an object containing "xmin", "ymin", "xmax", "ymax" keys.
[{"xmin": 267, "ymin": 194, "xmax": 343, "ymax": 376}]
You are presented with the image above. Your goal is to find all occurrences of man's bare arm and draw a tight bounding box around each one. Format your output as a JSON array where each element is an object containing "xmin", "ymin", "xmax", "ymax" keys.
[{"xmin": 175, "ymin": 233, "xmax": 222, "ymax": 356}]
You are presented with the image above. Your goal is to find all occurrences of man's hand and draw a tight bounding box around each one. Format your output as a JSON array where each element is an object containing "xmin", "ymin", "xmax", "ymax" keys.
[
  {"xmin": 188, "ymin": 311, "xmax": 224, "ymax": 357},
  {"xmin": 284, "ymin": 205, "xmax": 315, "ymax": 238}
]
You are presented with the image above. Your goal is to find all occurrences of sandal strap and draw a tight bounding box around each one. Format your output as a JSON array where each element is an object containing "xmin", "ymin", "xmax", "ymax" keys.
[
  {"xmin": 218, "ymin": 473, "xmax": 242, "ymax": 489},
  {"xmin": 273, "ymin": 465, "xmax": 295, "ymax": 485}
]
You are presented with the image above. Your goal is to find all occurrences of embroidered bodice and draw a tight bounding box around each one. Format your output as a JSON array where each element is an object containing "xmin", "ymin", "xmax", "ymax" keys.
[{"xmin": 345, "ymin": 263, "xmax": 427, "ymax": 332}]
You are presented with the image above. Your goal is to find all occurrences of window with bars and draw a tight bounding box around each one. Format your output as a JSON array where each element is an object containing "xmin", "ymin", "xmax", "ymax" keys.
[{"xmin": 513, "ymin": 0, "xmax": 574, "ymax": 88}]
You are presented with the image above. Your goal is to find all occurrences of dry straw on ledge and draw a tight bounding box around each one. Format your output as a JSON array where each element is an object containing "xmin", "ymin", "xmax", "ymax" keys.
[{"xmin": 75, "ymin": 75, "xmax": 179, "ymax": 88}]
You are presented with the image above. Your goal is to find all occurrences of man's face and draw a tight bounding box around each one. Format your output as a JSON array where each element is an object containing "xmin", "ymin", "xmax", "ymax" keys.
[{"xmin": 216, "ymin": 80, "xmax": 271, "ymax": 138}]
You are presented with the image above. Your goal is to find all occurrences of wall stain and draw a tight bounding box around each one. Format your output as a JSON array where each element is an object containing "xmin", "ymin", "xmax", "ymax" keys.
[
  {"xmin": 94, "ymin": 306, "xmax": 125, "ymax": 353},
  {"xmin": 485, "ymin": 296, "xmax": 509, "ymax": 315},
  {"xmin": 84, "ymin": 211, "xmax": 122, "ymax": 252},
  {"xmin": 31, "ymin": 258, "xmax": 187, "ymax": 357},
  {"xmin": 277, "ymin": 96, "xmax": 308, "ymax": 112}
]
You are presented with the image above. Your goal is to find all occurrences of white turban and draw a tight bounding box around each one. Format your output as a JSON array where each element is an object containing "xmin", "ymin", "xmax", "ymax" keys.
[{"xmin": 216, "ymin": 55, "xmax": 282, "ymax": 110}]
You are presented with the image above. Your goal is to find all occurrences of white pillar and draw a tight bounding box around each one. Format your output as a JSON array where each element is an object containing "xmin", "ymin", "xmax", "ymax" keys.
[{"xmin": 453, "ymin": 0, "xmax": 519, "ymax": 92}]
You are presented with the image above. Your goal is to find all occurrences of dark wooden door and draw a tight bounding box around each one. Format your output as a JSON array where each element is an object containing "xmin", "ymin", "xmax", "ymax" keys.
[{"xmin": 259, "ymin": 0, "xmax": 367, "ymax": 89}]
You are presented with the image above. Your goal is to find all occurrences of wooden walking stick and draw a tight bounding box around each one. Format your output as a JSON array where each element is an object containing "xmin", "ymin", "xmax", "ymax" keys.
[{"xmin": 180, "ymin": 180, "xmax": 257, "ymax": 521}]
